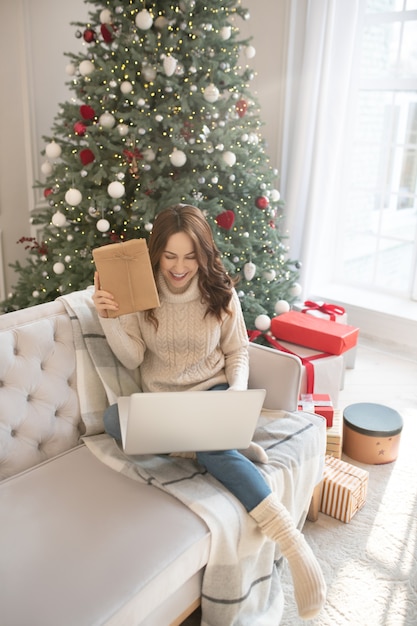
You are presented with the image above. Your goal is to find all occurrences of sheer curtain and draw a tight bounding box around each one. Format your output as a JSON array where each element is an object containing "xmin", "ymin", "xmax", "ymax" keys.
[{"xmin": 279, "ymin": 0, "xmax": 363, "ymax": 296}]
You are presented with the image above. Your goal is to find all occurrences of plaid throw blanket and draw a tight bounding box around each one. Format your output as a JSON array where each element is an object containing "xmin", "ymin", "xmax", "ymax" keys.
[{"xmin": 59, "ymin": 290, "xmax": 325, "ymax": 626}]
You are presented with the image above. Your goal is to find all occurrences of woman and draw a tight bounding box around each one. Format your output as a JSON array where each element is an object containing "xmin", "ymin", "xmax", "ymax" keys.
[{"xmin": 93, "ymin": 204, "xmax": 326, "ymax": 620}]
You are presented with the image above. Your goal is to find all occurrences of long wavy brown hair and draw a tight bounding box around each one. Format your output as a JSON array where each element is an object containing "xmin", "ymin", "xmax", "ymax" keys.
[{"xmin": 146, "ymin": 204, "xmax": 236, "ymax": 327}]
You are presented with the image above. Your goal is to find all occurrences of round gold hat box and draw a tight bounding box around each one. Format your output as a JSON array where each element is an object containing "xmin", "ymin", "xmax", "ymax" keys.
[{"xmin": 343, "ymin": 402, "xmax": 403, "ymax": 465}]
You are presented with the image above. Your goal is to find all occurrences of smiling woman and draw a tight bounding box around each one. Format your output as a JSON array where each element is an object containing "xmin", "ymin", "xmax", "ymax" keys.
[
  {"xmin": 92, "ymin": 203, "xmax": 327, "ymax": 621},
  {"xmin": 159, "ymin": 232, "xmax": 199, "ymax": 293}
]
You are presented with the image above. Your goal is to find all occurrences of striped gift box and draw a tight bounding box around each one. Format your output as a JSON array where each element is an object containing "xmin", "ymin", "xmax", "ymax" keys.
[{"xmin": 320, "ymin": 455, "xmax": 369, "ymax": 523}]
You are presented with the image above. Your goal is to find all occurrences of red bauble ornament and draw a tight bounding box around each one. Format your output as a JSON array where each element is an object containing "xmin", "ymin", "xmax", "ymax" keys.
[
  {"xmin": 83, "ymin": 28, "xmax": 95, "ymax": 43},
  {"xmin": 80, "ymin": 104, "xmax": 96, "ymax": 120},
  {"xmin": 235, "ymin": 99, "xmax": 248, "ymax": 118},
  {"xmin": 101, "ymin": 24, "xmax": 113, "ymax": 43},
  {"xmin": 73, "ymin": 121, "xmax": 87, "ymax": 136},
  {"xmin": 215, "ymin": 210, "xmax": 235, "ymax": 230},
  {"xmin": 255, "ymin": 195, "xmax": 269, "ymax": 210},
  {"xmin": 43, "ymin": 188, "xmax": 53, "ymax": 198},
  {"xmin": 79, "ymin": 148, "xmax": 95, "ymax": 165}
]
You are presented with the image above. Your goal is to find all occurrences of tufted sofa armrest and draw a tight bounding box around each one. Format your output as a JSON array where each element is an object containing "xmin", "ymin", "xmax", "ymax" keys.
[{"xmin": 0, "ymin": 300, "xmax": 82, "ymax": 480}]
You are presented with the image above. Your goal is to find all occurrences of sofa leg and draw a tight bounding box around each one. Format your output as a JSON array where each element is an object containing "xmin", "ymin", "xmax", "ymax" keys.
[
  {"xmin": 307, "ymin": 481, "xmax": 322, "ymax": 522},
  {"xmin": 171, "ymin": 598, "xmax": 201, "ymax": 626}
]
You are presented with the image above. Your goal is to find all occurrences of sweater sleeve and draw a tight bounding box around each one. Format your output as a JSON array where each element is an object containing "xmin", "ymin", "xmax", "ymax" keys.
[
  {"xmin": 99, "ymin": 313, "xmax": 146, "ymax": 370},
  {"xmin": 220, "ymin": 290, "xmax": 249, "ymax": 391}
]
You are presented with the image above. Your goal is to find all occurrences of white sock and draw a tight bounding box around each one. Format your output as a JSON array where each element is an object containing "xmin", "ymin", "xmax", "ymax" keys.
[{"xmin": 250, "ymin": 493, "xmax": 326, "ymax": 620}]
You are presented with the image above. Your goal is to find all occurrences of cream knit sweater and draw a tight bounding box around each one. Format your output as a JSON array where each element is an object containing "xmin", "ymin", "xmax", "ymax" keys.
[{"xmin": 99, "ymin": 272, "xmax": 249, "ymax": 393}]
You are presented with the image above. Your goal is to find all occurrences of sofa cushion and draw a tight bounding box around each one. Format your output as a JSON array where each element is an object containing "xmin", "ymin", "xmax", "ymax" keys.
[
  {"xmin": 0, "ymin": 300, "xmax": 82, "ymax": 479},
  {"xmin": 0, "ymin": 445, "xmax": 210, "ymax": 626}
]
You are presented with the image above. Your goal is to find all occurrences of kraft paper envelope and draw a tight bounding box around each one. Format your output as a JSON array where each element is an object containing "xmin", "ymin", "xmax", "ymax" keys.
[{"xmin": 93, "ymin": 239, "xmax": 160, "ymax": 317}]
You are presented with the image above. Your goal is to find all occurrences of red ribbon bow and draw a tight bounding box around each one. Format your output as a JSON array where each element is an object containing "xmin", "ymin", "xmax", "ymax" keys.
[
  {"xmin": 123, "ymin": 148, "xmax": 143, "ymax": 162},
  {"xmin": 302, "ymin": 300, "xmax": 345, "ymax": 322}
]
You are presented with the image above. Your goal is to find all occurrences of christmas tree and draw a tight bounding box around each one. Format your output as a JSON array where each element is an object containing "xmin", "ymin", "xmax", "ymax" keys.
[{"xmin": 2, "ymin": 0, "xmax": 301, "ymax": 330}]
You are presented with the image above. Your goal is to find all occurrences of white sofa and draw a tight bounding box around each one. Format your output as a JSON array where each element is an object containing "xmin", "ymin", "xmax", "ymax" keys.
[{"xmin": 0, "ymin": 293, "xmax": 326, "ymax": 626}]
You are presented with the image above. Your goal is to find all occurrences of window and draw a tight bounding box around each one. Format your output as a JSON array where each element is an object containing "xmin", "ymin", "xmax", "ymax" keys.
[{"xmin": 338, "ymin": 0, "xmax": 417, "ymax": 300}]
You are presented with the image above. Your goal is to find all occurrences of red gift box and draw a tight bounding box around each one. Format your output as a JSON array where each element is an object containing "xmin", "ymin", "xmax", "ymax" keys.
[
  {"xmin": 298, "ymin": 393, "xmax": 334, "ymax": 427},
  {"xmin": 271, "ymin": 311, "xmax": 359, "ymax": 355}
]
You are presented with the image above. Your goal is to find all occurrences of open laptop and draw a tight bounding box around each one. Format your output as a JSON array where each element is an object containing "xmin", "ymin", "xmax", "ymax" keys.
[{"xmin": 117, "ymin": 389, "xmax": 266, "ymax": 455}]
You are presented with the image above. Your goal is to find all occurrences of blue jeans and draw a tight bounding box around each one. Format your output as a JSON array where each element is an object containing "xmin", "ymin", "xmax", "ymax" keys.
[{"xmin": 103, "ymin": 385, "xmax": 271, "ymax": 511}]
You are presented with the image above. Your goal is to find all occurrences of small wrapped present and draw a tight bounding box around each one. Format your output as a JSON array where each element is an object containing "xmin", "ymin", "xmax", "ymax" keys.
[
  {"xmin": 320, "ymin": 455, "xmax": 369, "ymax": 523},
  {"xmin": 326, "ymin": 409, "xmax": 343, "ymax": 458},
  {"xmin": 93, "ymin": 239, "xmax": 160, "ymax": 318},
  {"xmin": 293, "ymin": 300, "xmax": 347, "ymax": 324},
  {"xmin": 293, "ymin": 300, "xmax": 357, "ymax": 368},
  {"xmin": 271, "ymin": 311, "xmax": 359, "ymax": 356},
  {"xmin": 298, "ymin": 393, "xmax": 334, "ymax": 427}
]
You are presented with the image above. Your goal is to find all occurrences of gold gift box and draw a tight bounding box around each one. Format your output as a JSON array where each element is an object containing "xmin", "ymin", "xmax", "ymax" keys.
[{"xmin": 320, "ymin": 455, "xmax": 369, "ymax": 523}]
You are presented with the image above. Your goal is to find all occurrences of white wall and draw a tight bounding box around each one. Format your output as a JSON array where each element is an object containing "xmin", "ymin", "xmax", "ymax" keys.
[{"xmin": 0, "ymin": 0, "xmax": 89, "ymax": 299}]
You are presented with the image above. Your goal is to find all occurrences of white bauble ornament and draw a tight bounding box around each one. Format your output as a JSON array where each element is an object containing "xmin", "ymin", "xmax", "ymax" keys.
[
  {"xmin": 99, "ymin": 112, "xmax": 116, "ymax": 128},
  {"xmin": 100, "ymin": 9, "xmax": 112, "ymax": 24},
  {"xmin": 144, "ymin": 222, "xmax": 153, "ymax": 232},
  {"xmin": 79, "ymin": 60, "xmax": 94, "ymax": 76},
  {"xmin": 65, "ymin": 188, "xmax": 82, "ymax": 206},
  {"xmin": 97, "ymin": 218, "xmax": 110, "ymax": 232},
  {"xmin": 270, "ymin": 188, "xmax": 281, "ymax": 202},
  {"xmin": 255, "ymin": 314, "xmax": 271, "ymax": 332},
  {"xmin": 137, "ymin": 97, "xmax": 146, "ymax": 107},
  {"xmin": 143, "ymin": 148, "xmax": 156, "ymax": 162},
  {"xmin": 244, "ymin": 262, "xmax": 256, "ymax": 281},
  {"xmin": 52, "ymin": 211, "xmax": 67, "ymax": 227},
  {"xmin": 65, "ymin": 63, "xmax": 76, "ymax": 76},
  {"xmin": 67, "ymin": 234, "xmax": 73, "ymax": 242},
  {"xmin": 53, "ymin": 262, "xmax": 65, "ymax": 275},
  {"xmin": 169, "ymin": 149, "xmax": 187, "ymax": 167},
  {"xmin": 120, "ymin": 80, "xmax": 133, "ymax": 94},
  {"xmin": 155, "ymin": 114, "xmax": 163, "ymax": 122},
  {"xmin": 136, "ymin": 9, "xmax": 153, "ymax": 30},
  {"xmin": 163, "ymin": 55, "xmax": 177, "ymax": 77},
  {"xmin": 41, "ymin": 161, "xmax": 53, "ymax": 176},
  {"xmin": 274, "ymin": 300, "xmax": 290, "ymax": 314},
  {"xmin": 142, "ymin": 65, "xmax": 157, "ymax": 82},
  {"xmin": 222, "ymin": 151, "xmax": 236, "ymax": 167},
  {"xmin": 32, "ymin": 290, "xmax": 40, "ymax": 298},
  {"xmin": 107, "ymin": 181, "xmax": 125, "ymax": 198},
  {"xmin": 117, "ymin": 123, "xmax": 129, "ymax": 136},
  {"xmin": 245, "ymin": 45, "xmax": 256, "ymax": 59},
  {"xmin": 154, "ymin": 16, "xmax": 168, "ymax": 29},
  {"xmin": 220, "ymin": 26, "xmax": 231, "ymax": 40},
  {"xmin": 289, "ymin": 282, "xmax": 303, "ymax": 297},
  {"xmin": 263, "ymin": 269, "xmax": 276, "ymax": 281},
  {"xmin": 203, "ymin": 84, "xmax": 220, "ymax": 103},
  {"xmin": 45, "ymin": 141, "xmax": 62, "ymax": 159},
  {"xmin": 64, "ymin": 255, "xmax": 72, "ymax": 263}
]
